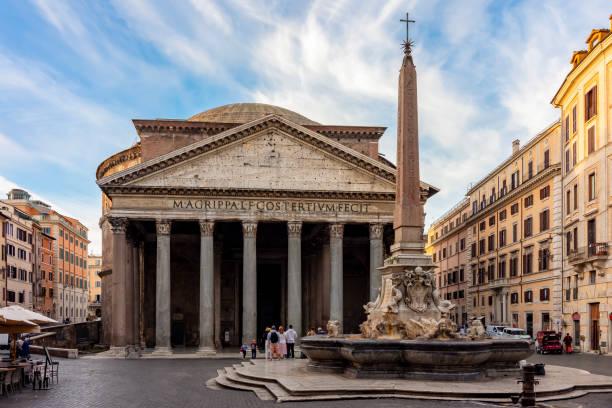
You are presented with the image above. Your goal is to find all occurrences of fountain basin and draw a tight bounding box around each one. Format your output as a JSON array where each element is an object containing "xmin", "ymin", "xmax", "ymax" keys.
[{"xmin": 301, "ymin": 336, "xmax": 534, "ymax": 381}]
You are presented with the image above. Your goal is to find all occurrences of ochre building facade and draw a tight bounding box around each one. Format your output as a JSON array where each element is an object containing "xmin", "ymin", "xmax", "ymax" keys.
[{"xmin": 96, "ymin": 103, "xmax": 437, "ymax": 354}]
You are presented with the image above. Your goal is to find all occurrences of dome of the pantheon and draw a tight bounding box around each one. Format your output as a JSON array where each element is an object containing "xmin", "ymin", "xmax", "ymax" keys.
[{"xmin": 187, "ymin": 102, "xmax": 320, "ymax": 126}]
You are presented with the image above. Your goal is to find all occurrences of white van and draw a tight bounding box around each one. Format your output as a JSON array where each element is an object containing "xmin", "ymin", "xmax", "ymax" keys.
[{"xmin": 0, "ymin": 334, "xmax": 8, "ymax": 350}]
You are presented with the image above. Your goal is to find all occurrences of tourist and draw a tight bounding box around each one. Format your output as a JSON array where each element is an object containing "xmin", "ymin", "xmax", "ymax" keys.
[
  {"xmin": 306, "ymin": 328, "xmax": 316, "ymax": 336},
  {"xmin": 21, "ymin": 336, "xmax": 30, "ymax": 359},
  {"xmin": 251, "ymin": 338, "xmax": 257, "ymax": 359},
  {"xmin": 278, "ymin": 326, "xmax": 287, "ymax": 359},
  {"xmin": 268, "ymin": 325, "xmax": 281, "ymax": 360},
  {"xmin": 563, "ymin": 333, "xmax": 573, "ymax": 353},
  {"xmin": 240, "ymin": 344, "xmax": 248, "ymax": 360},
  {"xmin": 263, "ymin": 327, "xmax": 271, "ymax": 359},
  {"xmin": 285, "ymin": 324, "xmax": 297, "ymax": 358}
]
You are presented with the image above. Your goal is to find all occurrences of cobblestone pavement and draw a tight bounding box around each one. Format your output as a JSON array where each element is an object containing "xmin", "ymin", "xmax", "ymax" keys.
[{"xmin": 1, "ymin": 353, "xmax": 610, "ymax": 408}]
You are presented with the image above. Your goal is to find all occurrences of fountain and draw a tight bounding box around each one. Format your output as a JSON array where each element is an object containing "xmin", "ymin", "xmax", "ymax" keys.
[{"xmin": 300, "ymin": 25, "xmax": 533, "ymax": 381}]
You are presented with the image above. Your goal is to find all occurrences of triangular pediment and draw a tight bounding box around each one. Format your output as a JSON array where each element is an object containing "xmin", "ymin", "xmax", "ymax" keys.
[{"xmin": 97, "ymin": 115, "xmax": 437, "ymax": 197}]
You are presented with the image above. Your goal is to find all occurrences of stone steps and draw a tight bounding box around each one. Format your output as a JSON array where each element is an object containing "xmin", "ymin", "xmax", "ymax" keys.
[{"xmin": 208, "ymin": 360, "xmax": 612, "ymax": 403}]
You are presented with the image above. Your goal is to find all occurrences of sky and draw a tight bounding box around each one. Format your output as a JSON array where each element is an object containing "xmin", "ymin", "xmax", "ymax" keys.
[{"xmin": 0, "ymin": 1, "xmax": 610, "ymax": 254}]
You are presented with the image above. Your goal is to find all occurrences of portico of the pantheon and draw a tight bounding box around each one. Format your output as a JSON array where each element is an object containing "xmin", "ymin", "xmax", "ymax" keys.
[{"xmin": 96, "ymin": 103, "xmax": 437, "ymax": 355}]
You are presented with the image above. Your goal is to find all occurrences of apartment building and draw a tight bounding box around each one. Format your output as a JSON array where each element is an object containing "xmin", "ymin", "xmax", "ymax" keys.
[
  {"xmin": 426, "ymin": 198, "xmax": 470, "ymax": 326},
  {"xmin": 87, "ymin": 254, "xmax": 102, "ymax": 318},
  {"xmin": 6, "ymin": 189, "xmax": 90, "ymax": 323},
  {"xmin": 39, "ymin": 231, "xmax": 55, "ymax": 317},
  {"xmin": 552, "ymin": 16, "xmax": 612, "ymax": 353},
  {"xmin": 0, "ymin": 202, "xmax": 35, "ymax": 308}
]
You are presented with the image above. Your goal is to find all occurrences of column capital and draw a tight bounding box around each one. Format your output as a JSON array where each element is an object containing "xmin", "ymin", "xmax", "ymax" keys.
[
  {"xmin": 287, "ymin": 221, "xmax": 302, "ymax": 237},
  {"xmin": 242, "ymin": 220, "xmax": 258, "ymax": 238},
  {"xmin": 199, "ymin": 220, "xmax": 215, "ymax": 236},
  {"xmin": 156, "ymin": 220, "xmax": 172, "ymax": 236},
  {"xmin": 369, "ymin": 223, "xmax": 384, "ymax": 240},
  {"xmin": 329, "ymin": 223, "xmax": 344, "ymax": 239},
  {"xmin": 109, "ymin": 217, "xmax": 128, "ymax": 234}
]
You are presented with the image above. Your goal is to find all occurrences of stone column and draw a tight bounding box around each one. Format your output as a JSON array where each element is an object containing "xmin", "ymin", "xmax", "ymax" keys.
[
  {"xmin": 132, "ymin": 241, "xmax": 140, "ymax": 349},
  {"xmin": 109, "ymin": 217, "xmax": 128, "ymax": 349},
  {"xmin": 153, "ymin": 220, "xmax": 172, "ymax": 355},
  {"xmin": 198, "ymin": 220, "xmax": 216, "ymax": 355},
  {"xmin": 369, "ymin": 223, "xmax": 384, "ymax": 302},
  {"xmin": 329, "ymin": 223, "xmax": 344, "ymax": 332},
  {"xmin": 242, "ymin": 221, "xmax": 258, "ymax": 345},
  {"xmin": 124, "ymin": 236, "xmax": 134, "ymax": 346},
  {"xmin": 287, "ymin": 221, "xmax": 302, "ymax": 339}
]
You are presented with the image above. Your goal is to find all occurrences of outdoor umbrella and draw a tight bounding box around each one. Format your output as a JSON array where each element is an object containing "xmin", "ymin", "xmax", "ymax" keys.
[{"xmin": 0, "ymin": 306, "xmax": 57, "ymax": 360}]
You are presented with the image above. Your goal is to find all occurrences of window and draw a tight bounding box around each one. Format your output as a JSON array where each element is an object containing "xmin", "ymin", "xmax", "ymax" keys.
[
  {"xmin": 433, "ymin": 253, "xmax": 437, "ymax": 262},
  {"xmin": 572, "ymin": 141, "xmax": 577, "ymax": 166},
  {"xmin": 509, "ymin": 257, "xmax": 518, "ymax": 277},
  {"xmin": 589, "ymin": 270, "xmax": 596, "ymax": 284},
  {"xmin": 527, "ymin": 161, "xmax": 533, "ymax": 179},
  {"xmin": 479, "ymin": 239, "xmax": 485, "ymax": 255},
  {"xmin": 524, "ymin": 290, "xmax": 533, "ymax": 303},
  {"xmin": 479, "ymin": 221, "xmax": 485, "ymax": 231},
  {"xmin": 584, "ymin": 85, "xmax": 597, "ymax": 121},
  {"xmin": 573, "ymin": 227, "xmax": 578, "ymax": 251},
  {"xmin": 7, "ymin": 291, "xmax": 15, "ymax": 303},
  {"xmin": 511, "ymin": 292, "xmax": 519, "ymax": 304},
  {"xmin": 488, "ymin": 296, "xmax": 493, "ymax": 306},
  {"xmin": 499, "ymin": 229, "xmax": 506, "ymax": 247},
  {"xmin": 565, "ymin": 149, "xmax": 570, "ymax": 173},
  {"xmin": 510, "ymin": 203, "xmax": 519, "ymax": 215},
  {"xmin": 60, "ymin": 229, "xmax": 63, "ymax": 238},
  {"xmin": 566, "ymin": 231, "xmax": 572, "ymax": 253},
  {"xmin": 487, "ymin": 264, "xmax": 495, "ymax": 281},
  {"xmin": 499, "ymin": 209, "xmax": 507, "ymax": 221},
  {"xmin": 512, "ymin": 223, "xmax": 518, "ymax": 242},
  {"xmin": 540, "ymin": 185, "xmax": 550, "ymax": 200},
  {"xmin": 573, "ymin": 184, "xmax": 578, "ymax": 210},
  {"xmin": 540, "ymin": 288, "xmax": 550, "ymax": 301},
  {"xmin": 488, "ymin": 234, "xmax": 495, "ymax": 252},
  {"xmin": 564, "ymin": 115, "xmax": 569, "ymax": 141},
  {"xmin": 587, "ymin": 127, "xmax": 595, "ymax": 154},
  {"xmin": 442, "ymin": 248, "xmax": 446, "ymax": 258},
  {"xmin": 524, "ymin": 195, "xmax": 533, "ymax": 207},
  {"xmin": 538, "ymin": 248, "xmax": 549, "ymax": 271},
  {"xmin": 473, "ymin": 297, "xmax": 477, "ymax": 307},
  {"xmin": 522, "ymin": 252, "xmax": 533, "ymax": 274},
  {"xmin": 471, "ymin": 243, "xmax": 476, "ymax": 257},
  {"xmin": 489, "ymin": 216, "xmax": 495, "ymax": 226},
  {"xmin": 566, "ymin": 190, "xmax": 571, "ymax": 215},
  {"xmin": 460, "ymin": 238, "xmax": 465, "ymax": 251},
  {"xmin": 498, "ymin": 259, "xmax": 506, "ymax": 278},
  {"xmin": 511, "ymin": 170, "xmax": 520, "ymax": 189},
  {"xmin": 572, "ymin": 105, "xmax": 577, "ymax": 133},
  {"xmin": 540, "ymin": 209, "xmax": 549, "ymax": 232},
  {"xmin": 524, "ymin": 217, "xmax": 532, "ymax": 238},
  {"xmin": 543, "ymin": 149, "xmax": 550, "ymax": 169},
  {"xmin": 588, "ymin": 173, "xmax": 596, "ymax": 201},
  {"xmin": 459, "ymin": 269, "xmax": 464, "ymax": 282}
]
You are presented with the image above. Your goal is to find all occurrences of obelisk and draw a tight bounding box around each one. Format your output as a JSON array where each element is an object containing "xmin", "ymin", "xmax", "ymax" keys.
[{"xmin": 392, "ymin": 40, "xmax": 424, "ymax": 256}]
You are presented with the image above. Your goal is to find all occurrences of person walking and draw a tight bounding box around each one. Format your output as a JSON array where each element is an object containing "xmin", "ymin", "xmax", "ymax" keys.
[
  {"xmin": 563, "ymin": 333, "xmax": 573, "ymax": 353},
  {"xmin": 240, "ymin": 344, "xmax": 248, "ymax": 360},
  {"xmin": 278, "ymin": 326, "xmax": 287, "ymax": 359},
  {"xmin": 285, "ymin": 324, "xmax": 297, "ymax": 358},
  {"xmin": 268, "ymin": 326, "xmax": 281, "ymax": 360},
  {"xmin": 263, "ymin": 327, "xmax": 271, "ymax": 360},
  {"xmin": 251, "ymin": 338, "xmax": 257, "ymax": 359}
]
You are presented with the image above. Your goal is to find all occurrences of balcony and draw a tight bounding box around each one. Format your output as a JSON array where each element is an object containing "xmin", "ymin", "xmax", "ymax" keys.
[
  {"xmin": 568, "ymin": 243, "xmax": 608, "ymax": 277},
  {"xmin": 489, "ymin": 277, "xmax": 510, "ymax": 290}
]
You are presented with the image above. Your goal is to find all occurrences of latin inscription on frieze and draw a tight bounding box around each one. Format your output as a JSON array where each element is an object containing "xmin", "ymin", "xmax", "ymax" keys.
[{"xmin": 172, "ymin": 199, "xmax": 371, "ymax": 214}]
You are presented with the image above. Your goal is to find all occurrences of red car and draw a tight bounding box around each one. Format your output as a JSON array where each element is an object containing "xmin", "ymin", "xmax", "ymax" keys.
[{"xmin": 536, "ymin": 331, "xmax": 563, "ymax": 354}]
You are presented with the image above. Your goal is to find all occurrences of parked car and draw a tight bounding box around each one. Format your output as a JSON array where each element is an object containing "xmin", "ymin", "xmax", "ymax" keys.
[
  {"xmin": 485, "ymin": 325, "xmax": 507, "ymax": 337},
  {"xmin": 536, "ymin": 331, "xmax": 562, "ymax": 354},
  {"xmin": 501, "ymin": 328, "xmax": 532, "ymax": 340}
]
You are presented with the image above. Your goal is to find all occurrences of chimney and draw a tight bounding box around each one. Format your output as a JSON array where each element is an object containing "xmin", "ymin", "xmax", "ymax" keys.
[{"xmin": 512, "ymin": 139, "xmax": 520, "ymax": 155}]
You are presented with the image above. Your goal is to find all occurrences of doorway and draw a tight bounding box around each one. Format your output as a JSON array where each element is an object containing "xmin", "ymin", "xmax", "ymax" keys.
[
  {"xmin": 257, "ymin": 263, "xmax": 282, "ymax": 342},
  {"xmin": 574, "ymin": 320, "xmax": 580, "ymax": 347},
  {"xmin": 526, "ymin": 312, "xmax": 533, "ymax": 337},
  {"xmin": 590, "ymin": 303, "xmax": 600, "ymax": 351}
]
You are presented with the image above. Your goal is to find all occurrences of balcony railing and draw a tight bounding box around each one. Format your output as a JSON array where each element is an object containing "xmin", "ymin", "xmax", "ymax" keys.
[{"xmin": 568, "ymin": 243, "xmax": 608, "ymax": 265}]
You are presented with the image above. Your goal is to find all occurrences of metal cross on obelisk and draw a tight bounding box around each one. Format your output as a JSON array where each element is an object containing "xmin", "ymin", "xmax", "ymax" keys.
[{"xmin": 400, "ymin": 12, "xmax": 415, "ymax": 42}]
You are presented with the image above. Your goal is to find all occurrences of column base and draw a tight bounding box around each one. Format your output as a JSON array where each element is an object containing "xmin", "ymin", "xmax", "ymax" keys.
[
  {"xmin": 126, "ymin": 345, "xmax": 141, "ymax": 359},
  {"xmin": 196, "ymin": 346, "xmax": 217, "ymax": 357},
  {"xmin": 108, "ymin": 346, "xmax": 127, "ymax": 358},
  {"xmin": 151, "ymin": 346, "xmax": 173, "ymax": 357}
]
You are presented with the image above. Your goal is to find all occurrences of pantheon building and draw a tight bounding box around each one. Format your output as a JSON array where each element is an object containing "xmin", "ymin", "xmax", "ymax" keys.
[{"xmin": 96, "ymin": 103, "xmax": 437, "ymax": 355}]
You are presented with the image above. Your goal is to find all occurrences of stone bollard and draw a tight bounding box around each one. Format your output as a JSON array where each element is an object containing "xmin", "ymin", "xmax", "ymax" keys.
[{"xmin": 515, "ymin": 363, "xmax": 539, "ymax": 407}]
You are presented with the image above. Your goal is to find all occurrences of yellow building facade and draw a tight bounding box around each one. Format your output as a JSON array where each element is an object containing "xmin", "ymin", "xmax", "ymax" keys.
[
  {"xmin": 88, "ymin": 255, "xmax": 102, "ymax": 318},
  {"xmin": 427, "ymin": 123, "xmax": 563, "ymax": 337},
  {"xmin": 552, "ymin": 16, "xmax": 612, "ymax": 353},
  {"xmin": 426, "ymin": 198, "xmax": 470, "ymax": 327}
]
